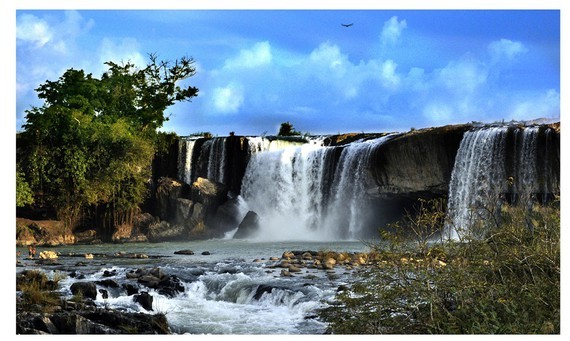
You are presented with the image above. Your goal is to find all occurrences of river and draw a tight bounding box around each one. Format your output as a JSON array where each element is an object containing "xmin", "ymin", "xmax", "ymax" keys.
[{"xmin": 16, "ymin": 239, "xmax": 373, "ymax": 334}]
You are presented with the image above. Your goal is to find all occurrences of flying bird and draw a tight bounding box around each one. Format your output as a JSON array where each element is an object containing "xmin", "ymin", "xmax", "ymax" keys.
[{"xmin": 341, "ymin": 23, "xmax": 353, "ymax": 27}]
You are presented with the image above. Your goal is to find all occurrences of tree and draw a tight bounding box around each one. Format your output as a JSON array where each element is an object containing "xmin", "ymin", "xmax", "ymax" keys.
[
  {"xmin": 18, "ymin": 54, "xmax": 199, "ymax": 234},
  {"xmin": 277, "ymin": 121, "xmax": 300, "ymax": 136}
]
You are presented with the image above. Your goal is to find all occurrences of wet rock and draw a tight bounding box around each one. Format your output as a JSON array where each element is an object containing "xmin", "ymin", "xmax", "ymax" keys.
[
  {"xmin": 201, "ymin": 251, "xmax": 211, "ymax": 255},
  {"xmin": 233, "ymin": 211, "xmax": 260, "ymax": 239},
  {"xmin": 70, "ymin": 282, "xmax": 97, "ymax": 300},
  {"xmin": 122, "ymin": 283, "xmax": 139, "ymax": 296},
  {"xmin": 99, "ymin": 289, "xmax": 109, "ymax": 299},
  {"xmin": 95, "ymin": 279, "xmax": 119, "ymax": 288},
  {"xmin": 103, "ymin": 270, "xmax": 117, "ymax": 277},
  {"xmin": 133, "ymin": 292, "xmax": 153, "ymax": 311},
  {"xmin": 174, "ymin": 249, "xmax": 195, "ymax": 255}
]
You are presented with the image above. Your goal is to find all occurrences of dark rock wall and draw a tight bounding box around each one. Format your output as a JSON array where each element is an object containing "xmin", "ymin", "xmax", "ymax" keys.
[{"xmin": 369, "ymin": 125, "xmax": 470, "ymax": 198}]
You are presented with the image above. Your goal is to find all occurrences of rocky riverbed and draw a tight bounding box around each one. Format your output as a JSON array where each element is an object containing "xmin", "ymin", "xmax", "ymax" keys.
[{"xmin": 16, "ymin": 245, "xmax": 398, "ymax": 334}]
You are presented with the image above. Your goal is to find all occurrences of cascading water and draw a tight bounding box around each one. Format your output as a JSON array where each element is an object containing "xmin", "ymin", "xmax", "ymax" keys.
[
  {"xmin": 205, "ymin": 138, "xmax": 227, "ymax": 184},
  {"xmin": 446, "ymin": 125, "xmax": 559, "ymax": 240},
  {"xmin": 239, "ymin": 136, "xmax": 393, "ymax": 241},
  {"xmin": 445, "ymin": 127, "xmax": 508, "ymax": 239},
  {"xmin": 177, "ymin": 138, "xmax": 198, "ymax": 184}
]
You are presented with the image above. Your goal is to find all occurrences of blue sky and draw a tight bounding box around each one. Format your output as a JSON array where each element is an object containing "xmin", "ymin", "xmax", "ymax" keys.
[{"xmin": 15, "ymin": 9, "xmax": 560, "ymax": 136}]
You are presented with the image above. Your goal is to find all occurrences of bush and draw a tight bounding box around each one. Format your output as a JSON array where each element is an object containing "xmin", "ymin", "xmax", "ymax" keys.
[{"xmin": 319, "ymin": 197, "xmax": 560, "ymax": 334}]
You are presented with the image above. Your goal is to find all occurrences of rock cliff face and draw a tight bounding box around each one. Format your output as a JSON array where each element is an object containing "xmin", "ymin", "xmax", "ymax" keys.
[{"xmin": 368, "ymin": 124, "xmax": 469, "ymax": 198}]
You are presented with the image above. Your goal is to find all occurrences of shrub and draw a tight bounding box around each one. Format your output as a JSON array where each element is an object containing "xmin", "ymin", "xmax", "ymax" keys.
[{"xmin": 320, "ymin": 197, "xmax": 560, "ymax": 334}]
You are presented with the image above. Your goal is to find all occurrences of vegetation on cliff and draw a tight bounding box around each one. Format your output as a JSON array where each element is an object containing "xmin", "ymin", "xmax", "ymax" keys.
[
  {"xmin": 16, "ymin": 54, "xmax": 199, "ymax": 235},
  {"xmin": 319, "ymin": 196, "xmax": 560, "ymax": 334}
]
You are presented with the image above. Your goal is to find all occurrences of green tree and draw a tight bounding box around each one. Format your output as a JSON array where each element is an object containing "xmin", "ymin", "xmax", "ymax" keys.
[
  {"xmin": 18, "ymin": 54, "xmax": 198, "ymax": 233},
  {"xmin": 16, "ymin": 168, "xmax": 34, "ymax": 207},
  {"xmin": 277, "ymin": 121, "xmax": 300, "ymax": 136}
]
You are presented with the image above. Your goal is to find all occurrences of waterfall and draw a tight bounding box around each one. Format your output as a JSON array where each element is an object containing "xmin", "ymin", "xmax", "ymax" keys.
[
  {"xmin": 239, "ymin": 136, "xmax": 393, "ymax": 240},
  {"xmin": 446, "ymin": 127, "xmax": 507, "ymax": 239},
  {"xmin": 446, "ymin": 125, "xmax": 558, "ymax": 240},
  {"xmin": 177, "ymin": 138, "xmax": 198, "ymax": 184},
  {"xmin": 205, "ymin": 138, "xmax": 227, "ymax": 184}
]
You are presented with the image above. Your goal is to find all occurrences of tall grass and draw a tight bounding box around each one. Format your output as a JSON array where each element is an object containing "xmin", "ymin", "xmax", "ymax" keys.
[{"xmin": 319, "ymin": 195, "xmax": 560, "ymax": 334}]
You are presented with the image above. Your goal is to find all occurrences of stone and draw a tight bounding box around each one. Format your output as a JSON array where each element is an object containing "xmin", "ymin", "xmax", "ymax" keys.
[
  {"xmin": 39, "ymin": 250, "xmax": 58, "ymax": 259},
  {"xmin": 233, "ymin": 211, "xmax": 260, "ymax": 239},
  {"xmin": 122, "ymin": 283, "xmax": 139, "ymax": 296},
  {"xmin": 133, "ymin": 292, "xmax": 153, "ymax": 311},
  {"xmin": 70, "ymin": 282, "xmax": 98, "ymax": 300},
  {"xmin": 174, "ymin": 249, "xmax": 195, "ymax": 255}
]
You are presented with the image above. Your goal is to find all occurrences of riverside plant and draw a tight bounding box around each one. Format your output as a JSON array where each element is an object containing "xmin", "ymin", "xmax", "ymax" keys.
[{"xmin": 319, "ymin": 193, "xmax": 560, "ymax": 334}]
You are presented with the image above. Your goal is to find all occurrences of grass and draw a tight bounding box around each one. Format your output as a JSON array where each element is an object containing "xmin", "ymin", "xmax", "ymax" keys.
[
  {"xmin": 319, "ymin": 196, "xmax": 560, "ymax": 334},
  {"xmin": 17, "ymin": 270, "xmax": 66, "ymax": 313}
]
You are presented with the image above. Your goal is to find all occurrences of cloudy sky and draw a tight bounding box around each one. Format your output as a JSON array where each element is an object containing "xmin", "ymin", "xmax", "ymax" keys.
[{"xmin": 14, "ymin": 8, "xmax": 560, "ymax": 136}]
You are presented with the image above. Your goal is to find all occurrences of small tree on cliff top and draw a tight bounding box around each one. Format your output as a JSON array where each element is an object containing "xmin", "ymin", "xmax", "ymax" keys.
[
  {"xmin": 277, "ymin": 121, "xmax": 301, "ymax": 136},
  {"xmin": 18, "ymin": 54, "xmax": 199, "ymax": 232}
]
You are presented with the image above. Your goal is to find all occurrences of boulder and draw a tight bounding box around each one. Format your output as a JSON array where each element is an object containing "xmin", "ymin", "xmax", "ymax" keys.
[
  {"xmin": 155, "ymin": 177, "xmax": 185, "ymax": 221},
  {"xmin": 147, "ymin": 221, "xmax": 186, "ymax": 242},
  {"xmin": 39, "ymin": 251, "xmax": 58, "ymax": 259},
  {"xmin": 191, "ymin": 177, "xmax": 228, "ymax": 208},
  {"xmin": 233, "ymin": 211, "xmax": 260, "ymax": 239},
  {"xmin": 133, "ymin": 292, "xmax": 153, "ymax": 311},
  {"xmin": 174, "ymin": 250, "xmax": 195, "ymax": 255},
  {"xmin": 70, "ymin": 282, "xmax": 98, "ymax": 300}
]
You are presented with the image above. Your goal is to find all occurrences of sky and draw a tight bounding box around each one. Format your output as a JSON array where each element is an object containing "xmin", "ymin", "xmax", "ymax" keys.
[{"xmin": 13, "ymin": 7, "xmax": 561, "ymax": 137}]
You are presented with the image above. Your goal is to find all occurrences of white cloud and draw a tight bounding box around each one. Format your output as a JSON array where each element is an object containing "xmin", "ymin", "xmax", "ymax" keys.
[
  {"xmin": 17, "ymin": 14, "xmax": 53, "ymax": 48},
  {"xmin": 224, "ymin": 41, "xmax": 272, "ymax": 69},
  {"xmin": 309, "ymin": 42, "xmax": 348, "ymax": 73},
  {"xmin": 380, "ymin": 59, "xmax": 400, "ymax": 89},
  {"xmin": 438, "ymin": 57, "xmax": 488, "ymax": 94},
  {"xmin": 381, "ymin": 16, "xmax": 407, "ymax": 46},
  {"xmin": 212, "ymin": 83, "xmax": 244, "ymax": 114},
  {"xmin": 488, "ymin": 38, "xmax": 528, "ymax": 62},
  {"xmin": 423, "ymin": 103, "xmax": 453, "ymax": 125},
  {"xmin": 509, "ymin": 89, "xmax": 560, "ymax": 121},
  {"xmin": 98, "ymin": 38, "xmax": 147, "ymax": 74}
]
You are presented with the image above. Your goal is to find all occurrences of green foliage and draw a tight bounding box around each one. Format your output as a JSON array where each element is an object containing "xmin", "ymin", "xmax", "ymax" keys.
[
  {"xmin": 18, "ymin": 54, "xmax": 198, "ymax": 231},
  {"xmin": 16, "ymin": 169, "xmax": 34, "ymax": 207},
  {"xmin": 320, "ymin": 197, "xmax": 560, "ymax": 334},
  {"xmin": 277, "ymin": 121, "xmax": 301, "ymax": 136},
  {"xmin": 17, "ymin": 270, "xmax": 65, "ymax": 313}
]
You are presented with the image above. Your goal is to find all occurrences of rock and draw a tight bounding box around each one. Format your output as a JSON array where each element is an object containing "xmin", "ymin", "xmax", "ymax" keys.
[
  {"xmin": 191, "ymin": 177, "xmax": 228, "ymax": 208},
  {"xmin": 282, "ymin": 251, "xmax": 295, "ymax": 259},
  {"xmin": 212, "ymin": 197, "xmax": 243, "ymax": 233},
  {"xmin": 233, "ymin": 211, "xmax": 260, "ymax": 239},
  {"xmin": 149, "ymin": 267, "xmax": 166, "ymax": 280},
  {"xmin": 103, "ymin": 270, "xmax": 117, "ymax": 277},
  {"xmin": 70, "ymin": 282, "xmax": 98, "ymax": 300},
  {"xmin": 84, "ymin": 254, "xmax": 94, "ymax": 259},
  {"xmin": 157, "ymin": 275, "xmax": 185, "ymax": 298},
  {"xmin": 111, "ymin": 224, "xmax": 133, "ymax": 243},
  {"xmin": 174, "ymin": 198, "xmax": 194, "ymax": 226},
  {"xmin": 95, "ymin": 279, "xmax": 119, "ymax": 288},
  {"xmin": 155, "ymin": 177, "xmax": 185, "ymax": 221},
  {"xmin": 133, "ymin": 292, "xmax": 153, "ymax": 311},
  {"xmin": 201, "ymin": 251, "xmax": 211, "ymax": 255},
  {"xmin": 288, "ymin": 265, "xmax": 302, "ymax": 273},
  {"xmin": 99, "ymin": 289, "xmax": 109, "ymax": 299},
  {"xmin": 280, "ymin": 269, "xmax": 291, "ymax": 277},
  {"xmin": 174, "ymin": 250, "xmax": 195, "ymax": 255},
  {"xmin": 147, "ymin": 221, "xmax": 186, "ymax": 242},
  {"xmin": 39, "ymin": 250, "xmax": 58, "ymax": 259},
  {"xmin": 122, "ymin": 283, "xmax": 139, "ymax": 296}
]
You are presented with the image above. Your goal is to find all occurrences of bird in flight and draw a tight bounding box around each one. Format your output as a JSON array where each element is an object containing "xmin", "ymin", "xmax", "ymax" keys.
[{"xmin": 341, "ymin": 23, "xmax": 353, "ymax": 27}]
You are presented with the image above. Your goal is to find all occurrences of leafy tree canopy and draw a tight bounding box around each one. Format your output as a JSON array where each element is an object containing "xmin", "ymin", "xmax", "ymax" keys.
[
  {"xmin": 18, "ymin": 54, "xmax": 199, "ymax": 232},
  {"xmin": 277, "ymin": 121, "xmax": 301, "ymax": 136}
]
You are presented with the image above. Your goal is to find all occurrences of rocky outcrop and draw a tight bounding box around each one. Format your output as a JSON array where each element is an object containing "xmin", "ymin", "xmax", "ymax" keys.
[
  {"xmin": 16, "ymin": 218, "xmax": 75, "ymax": 247},
  {"xmin": 233, "ymin": 211, "xmax": 260, "ymax": 239},
  {"xmin": 368, "ymin": 124, "xmax": 469, "ymax": 198}
]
